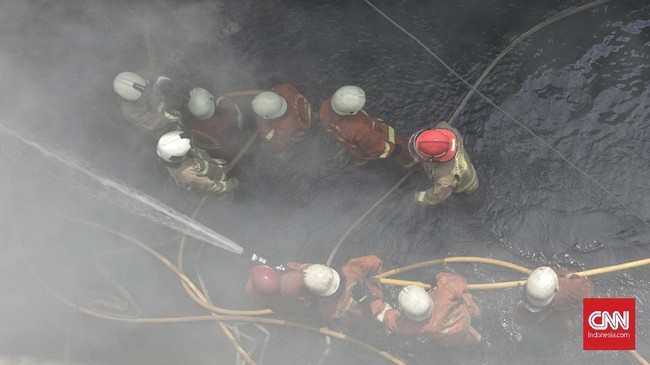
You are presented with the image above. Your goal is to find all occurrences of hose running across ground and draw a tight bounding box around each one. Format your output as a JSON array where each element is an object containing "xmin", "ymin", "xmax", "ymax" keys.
[{"xmin": 327, "ymin": 0, "xmax": 628, "ymax": 267}]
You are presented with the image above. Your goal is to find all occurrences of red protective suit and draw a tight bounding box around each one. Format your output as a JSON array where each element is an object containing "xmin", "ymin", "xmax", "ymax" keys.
[
  {"xmin": 186, "ymin": 96, "xmax": 242, "ymax": 158},
  {"xmin": 371, "ymin": 272, "xmax": 482, "ymax": 346},
  {"xmin": 256, "ymin": 83, "xmax": 312, "ymax": 154},
  {"xmin": 320, "ymin": 100, "xmax": 420, "ymax": 170},
  {"xmin": 515, "ymin": 269, "xmax": 594, "ymax": 331},
  {"xmin": 318, "ymin": 255, "xmax": 387, "ymax": 328},
  {"xmin": 244, "ymin": 262, "xmax": 319, "ymax": 317}
]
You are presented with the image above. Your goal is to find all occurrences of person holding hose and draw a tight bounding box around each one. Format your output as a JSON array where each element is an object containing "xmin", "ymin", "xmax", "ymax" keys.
[{"xmin": 357, "ymin": 272, "xmax": 482, "ymax": 346}]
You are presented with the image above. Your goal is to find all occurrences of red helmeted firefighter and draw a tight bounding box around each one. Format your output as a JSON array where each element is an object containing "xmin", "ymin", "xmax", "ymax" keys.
[
  {"xmin": 185, "ymin": 87, "xmax": 243, "ymax": 159},
  {"xmin": 244, "ymin": 263, "xmax": 319, "ymax": 318},
  {"xmin": 408, "ymin": 121, "xmax": 479, "ymax": 206},
  {"xmin": 113, "ymin": 70, "xmax": 182, "ymax": 140},
  {"xmin": 302, "ymin": 256, "xmax": 389, "ymax": 330},
  {"xmin": 515, "ymin": 266, "xmax": 594, "ymax": 332},
  {"xmin": 363, "ymin": 272, "xmax": 482, "ymax": 346},
  {"xmin": 251, "ymin": 83, "xmax": 313, "ymax": 157},
  {"xmin": 320, "ymin": 86, "xmax": 420, "ymax": 171},
  {"xmin": 156, "ymin": 131, "xmax": 238, "ymax": 196}
]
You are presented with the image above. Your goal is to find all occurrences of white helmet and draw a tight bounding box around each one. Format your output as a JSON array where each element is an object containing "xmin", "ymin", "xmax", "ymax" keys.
[
  {"xmin": 398, "ymin": 285, "xmax": 433, "ymax": 321},
  {"xmin": 113, "ymin": 72, "xmax": 146, "ymax": 101},
  {"xmin": 303, "ymin": 264, "xmax": 341, "ymax": 297},
  {"xmin": 525, "ymin": 267, "xmax": 559, "ymax": 312},
  {"xmin": 251, "ymin": 91, "xmax": 288, "ymax": 119},
  {"xmin": 331, "ymin": 85, "xmax": 365, "ymax": 115},
  {"xmin": 187, "ymin": 88, "xmax": 216, "ymax": 120},
  {"xmin": 157, "ymin": 131, "xmax": 192, "ymax": 163}
]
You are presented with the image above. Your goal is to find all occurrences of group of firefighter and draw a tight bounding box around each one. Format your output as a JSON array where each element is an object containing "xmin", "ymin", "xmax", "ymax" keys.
[{"xmin": 113, "ymin": 70, "xmax": 595, "ymax": 353}]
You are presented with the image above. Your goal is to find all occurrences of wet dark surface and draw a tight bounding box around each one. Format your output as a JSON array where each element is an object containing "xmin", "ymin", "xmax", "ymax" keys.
[{"xmin": 0, "ymin": 0, "xmax": 649, "ymax": 364}]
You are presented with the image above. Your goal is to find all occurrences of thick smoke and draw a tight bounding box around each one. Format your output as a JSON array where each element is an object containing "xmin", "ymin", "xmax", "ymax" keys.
[{"xmin": 0, "ymin": 0, "xmax": 648, "ymax": 364}]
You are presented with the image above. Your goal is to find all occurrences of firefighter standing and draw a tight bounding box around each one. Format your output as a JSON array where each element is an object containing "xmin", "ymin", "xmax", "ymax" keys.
[
  {"xmin": 303, "ymin": 255, "xmax": 388, "ymax": 330},
  {"xmin": 408, "ymin": 121, "xmax": 479, "ymax": 206},
  {"xmin": 320, "ymin": 86, "xmax": 420, "ymax": 171},
  {"xmin": 244, "ymin": 263, "xmax": 319, "ymax": 318},
  {"xmin": 185, "ymin": 87, "xmax": 244, "ymax": 159},
  {"xmin": 113, "ymin": 70, "xmax": 182, "ymax": 140},
  {"xmin": 362, "ymin": 272, "xmax": 482, "ymax": 346},
  {"xmin": 156, "ymin": 130, "xmax": 238, "ymax": 195},
  {"xmin": 251, "ymin": 83, "xmax": 313, "ymax": 158}
]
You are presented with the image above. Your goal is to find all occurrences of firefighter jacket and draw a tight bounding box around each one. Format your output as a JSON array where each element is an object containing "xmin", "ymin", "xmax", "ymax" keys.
[
  {"xmin": 256, "ymin": 83, "xmax": 312, "ymax": 155},
  {"xmin": 244, "ymin": 262, "xmax": 319, "ymax": 317},
  {"xmin": 417, "ymin": 121, "xmax": 478, "ymax": 205},
  {"xmin": 185, "ymin": 96, "xmax": 243, "ymax": 157},
  {"xmin": 370, "ymin": 272, "xmax": 482, "ymax": 346},
  {"xmin": 165, "ymin": 154, "xmax": 236, "ymax": 195},
  {"xmin": 319, "ymin": 100, "xmax": 420, "ymax": 170},
  {"xmin": 318, "ymin": 255, "xmax": 386, "ymax": 328},
  {"xmin": 515, "ymin": 269, "xmax": 594, "ymax": 331},
  {"xmin": 120, "ymin": 69, "xmax": 177, "ymax": 140}
]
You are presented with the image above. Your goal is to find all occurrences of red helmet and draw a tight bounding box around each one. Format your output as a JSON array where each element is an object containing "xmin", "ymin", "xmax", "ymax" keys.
[
  {"xmin": 250, "ymin": 265, "xmax": 281, "ymax": 294},
  {"xmin": 411, "ymin": 128, "xmax": 457, "ymax": 162}
]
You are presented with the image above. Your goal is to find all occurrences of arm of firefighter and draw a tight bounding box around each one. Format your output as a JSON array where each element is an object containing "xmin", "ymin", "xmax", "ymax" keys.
[
  {"xmin": 186, "ymin": 170, "xmax": 235, "ymax": 195},
  {"xmin": 359, "ymin": 255, "xmax": 384, "ymax": 277},
  {"xmin": 262, "ymin": 118, "xmax": 299, "ymax": 155},
  {"xmin": 121, "ymin": 101, "xmax": 167, "ymax": 133},
  {"xmin": 369, "ymin": 297, "xmax": 394, "ymax": 322},
  {"xmin": 355, "ymin": 128, "xmax": 395, "ymax": 159},
  {"xmin": 378, "ymin": 304, "xmax": 409, "ymax": 334},
  {"xmin": 415, "ymin": 173, "xmax": 457, "ymax": 206}
]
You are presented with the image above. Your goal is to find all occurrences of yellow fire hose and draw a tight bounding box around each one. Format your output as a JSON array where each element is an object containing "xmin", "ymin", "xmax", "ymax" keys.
[
  {"xmin": 20, "ymin": 210, "xmax": 405, "ymax": 364},
  {"xmin": 375, "ymin": 256, "xmax": 533, "ymax": 278},
  {"xmin": 373, "ymin": 257, "xmax": 650, "ymax": 290}
]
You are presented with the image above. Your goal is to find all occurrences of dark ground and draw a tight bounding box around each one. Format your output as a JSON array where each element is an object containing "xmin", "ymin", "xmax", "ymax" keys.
[{"xmin": 0, "ymin": 0, "xmax": 649, "ymax": 364}]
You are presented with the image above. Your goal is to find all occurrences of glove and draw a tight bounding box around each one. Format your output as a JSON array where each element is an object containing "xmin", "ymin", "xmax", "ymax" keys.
[
  {"xmin": 414, "ymin": 191, "xmax": 428, "ymax": 206},
  {"xmin": 389, "ymin": 144, "xmax": 402, "ymax": 158},
  {"xmin": 163, "ymin": 110, "xmax": 182, "ymax": 124},
  {"xmin": 351, "ymin": 280, "xmax": 375, "ymax": 308}
]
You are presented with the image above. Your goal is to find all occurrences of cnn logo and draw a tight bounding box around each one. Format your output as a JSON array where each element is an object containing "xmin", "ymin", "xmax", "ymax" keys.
[
  {"xmin": 587, "ymin": 311, "xmax": 629, "ymax": 330},
  {"xmin": 583, "ymin": 298, "xmax": 635, "ymax": 350}
]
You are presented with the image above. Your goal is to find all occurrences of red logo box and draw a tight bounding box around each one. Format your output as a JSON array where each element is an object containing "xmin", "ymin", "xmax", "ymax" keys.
[{"xmin": 583, "ymin": 298, "xmax": 635, "ymax": 350}]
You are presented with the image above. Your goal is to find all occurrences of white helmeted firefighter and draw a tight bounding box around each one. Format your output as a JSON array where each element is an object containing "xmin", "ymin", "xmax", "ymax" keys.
[
  {"xmin": 515, "ymin": 266, "xmax": 594, "ymax": 332},
  {"xmin": 362, "ymin": 272, "xmax": 482, "ymax": 346},
  {"xmin": 113, "ymin": 70, "xmax": 182, "ymax": 140},
  {"xmin": 302, "ymin": 256, "xmax": 387, "ymax": 330},
  {"xmin": 319, "ymin": 86, "xmax": 420, "ymax": 171},
  {"xmin": 185, "ymin": 87, "xmax": 243, "ymax": 159},
  {"xmin": 251, "ymin": 83, "xmax": 313, "ymax": 157},
  {"xmin": 409, "ymin": 121, "xmax": 479, "ymax": 206},
  {"xmin": 156, "ymin": 130, "xmax": 238, "ymax": 195}
]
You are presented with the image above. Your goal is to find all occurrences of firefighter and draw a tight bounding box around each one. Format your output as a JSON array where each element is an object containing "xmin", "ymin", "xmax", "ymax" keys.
[
  {"xmin": 251, "ymin": 83, "xmax": 313, "ymax": 158},
  {"xmin": 303, "ymin": 256, "xmax": 388, "ymax": 330},
  {"xmin": 515, "ymin": 266, "xmax": 595, "ymax": 331},
  {"xmin": 113, "ymin": 70, "xmax": 182, "ymax": 140},
  {"xmin": 361, "ymin": 273, "xmax": 482, "ymax": 346},
  {"xmin": 244, "ymin": 263, "xmax": 319, "ymax": 317},
  {"xmin": 156, "ymin": 130, "xmax": 238, "ymax": 195},
  {"xmin": 185, "ymin": 87, "xmax": 243, "ymax": 159},
  {"xmin": 319, "ymin": 86, "xmax": 420, "ymax": 171},
  {"xmin": 408, "ymin": 121, "xmax": 479, "ymax": 206}
]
